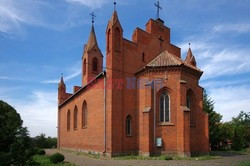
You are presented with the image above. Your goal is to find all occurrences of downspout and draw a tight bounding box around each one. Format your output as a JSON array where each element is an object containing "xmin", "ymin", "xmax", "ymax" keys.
[
  {"xmin": 153, "ymin": 80, "xmax": 156, "ymax": 149},
  {"xmin": 103, "ymin": 71, "xmax": 107, "ymax": 153}
]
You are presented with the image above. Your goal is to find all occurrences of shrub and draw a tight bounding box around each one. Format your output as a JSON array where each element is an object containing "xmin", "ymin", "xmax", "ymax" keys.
[
  {"xmin": 37, "ymin": 149, "xmax": 46, "ymax": 155},
  {"xmin": 164, "ymin": 155, "xmax": 172, "ymax": 160},
  {"xmin": 33, "ymin": 147, "xmax": 40, "ymax": 155},
  {"xmin": 50, "ymin": 153, "xmax": 65, "ymax": 164}
]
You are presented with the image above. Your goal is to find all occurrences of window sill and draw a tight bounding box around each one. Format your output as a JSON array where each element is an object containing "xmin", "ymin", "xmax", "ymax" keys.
[
  {"xmin": 82, "ymin": 126, "xmax": 87, "ymax": 129},
  {"xmin": 73, "ymin": 128, "xmax": 78, "ymax": 131},
  {"xmin": 67, "ymin": 130, "xmax": 70, "ymax": 132},
  {"xmin": 157, "ymin": 122, "xmax": 175, "ymax": 126},
  {"xmin": 126, "ymin": 134, "xmax": 133, "ymax": 137}
]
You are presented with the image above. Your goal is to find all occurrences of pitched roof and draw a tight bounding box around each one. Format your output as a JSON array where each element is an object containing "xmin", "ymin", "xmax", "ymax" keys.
[
  {"xmin": 86, "ymin": 25, "xmax": 98, "ymax": 52},
  {"xmin": 138, "ymin": 50, "xmax": 202, "ymax": 73}
]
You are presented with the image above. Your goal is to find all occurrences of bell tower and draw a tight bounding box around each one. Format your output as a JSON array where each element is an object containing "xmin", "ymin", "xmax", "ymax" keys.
[{"xmin": 82, "ymin": 13, "xmax": 103, "ymax": 86}]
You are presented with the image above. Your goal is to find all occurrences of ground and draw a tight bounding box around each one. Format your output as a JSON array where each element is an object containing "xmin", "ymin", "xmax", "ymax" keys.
[{"xmin": 45, "ymin": 149, "xmax": 250, "ymax": 166}]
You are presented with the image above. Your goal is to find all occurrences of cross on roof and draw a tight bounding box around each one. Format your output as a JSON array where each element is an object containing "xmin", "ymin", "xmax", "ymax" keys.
[
  {"xmin": 154, "ymin": 1, "xmax": 162, "ymax": 19},
  {"xmin": 114, "ymin": 1, "xmax": 117, "ymax": 11},
  {"xmin": 90, "ymin": 12, "xmax": 96, "ymax": 24}
]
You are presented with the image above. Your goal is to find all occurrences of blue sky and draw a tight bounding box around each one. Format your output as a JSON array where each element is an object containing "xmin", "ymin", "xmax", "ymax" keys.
[{"xmin": 0, "ymin": 0, "xmax": 250, "ymax": 137}]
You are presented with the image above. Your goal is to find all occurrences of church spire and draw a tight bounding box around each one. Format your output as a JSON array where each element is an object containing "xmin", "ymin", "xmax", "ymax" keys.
[
  {"xmin": 59, "ymin": 73, "xmax": 65, "ymax": 87},
  {"xmin": 185, "ymin": 44, "xmax": 197, "ymax": 66},
  {"xmin": 86, "ymin": 25, "xmax": 98, "ymax": 52}
]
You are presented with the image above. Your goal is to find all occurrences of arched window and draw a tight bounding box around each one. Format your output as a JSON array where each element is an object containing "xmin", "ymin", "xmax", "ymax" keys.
[
  {"xmin": 93, "ymin": 57, "xmax": 98, "ymax": 72},
  {"xmin": 83, "ymin": 58, "xmax": 86, "ymax": 75},
  {"xmin": 142, "ymin": 52, "xmax": 145, "ymax": 62},
  {"xmin": 187, "ymin": 90, "xmax": 195, "ymax": 125},
  {"xmin": 126, "ymin": 115, "xmax": 132, "ymax": 136},
  {"xmin": 107, "ymin": 29, "xmax": 111, "ymax": 52},
  {"xmin": 67, "ymin": 110, "xmax": 70, "ymax": 131},
  {"xmin": 82, "ymin": 101, "xmax": 87, "ymax": 128},
  {"xmin": 74, "ymin": 106, "xmax": 78, "ymax": 129},
  {"xmin": 115, "ymin": 27, "xmax": 121, "ymax": 50},
  {"xmin": 159, "ymin": 91, "xmax": 170, "ymax": 122}
]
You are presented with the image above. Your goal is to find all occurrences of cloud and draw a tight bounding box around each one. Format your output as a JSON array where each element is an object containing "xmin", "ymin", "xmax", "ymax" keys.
[
  {"xmin": 6, "ymin": 90, "xmax": 58, "ymax": 137},
  {"xmin": 42, "ymin": 62, "xmax": 81, "ymax": 84},
  {"xmin": 213, "ymin": 23, "xmax": 250, "ymax": 33},
  {"xmin": 65, "ymin": 0, "xmax": 108, "ymax": 9},
  {"xmin": 209, "ymin": 85, "xmax": 250, "ymax": 122}
]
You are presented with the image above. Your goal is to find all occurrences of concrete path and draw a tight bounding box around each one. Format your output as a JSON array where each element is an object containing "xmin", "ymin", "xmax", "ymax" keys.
[{"xmin": 45, "ymin": 149, "xmax": 250, "ymax": 166}]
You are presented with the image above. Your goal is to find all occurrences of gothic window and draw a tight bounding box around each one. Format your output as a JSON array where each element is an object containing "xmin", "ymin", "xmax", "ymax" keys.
[
  {"xmin": 67, "ymin": 110, "xmax": 70, "ymax": 131},
  {"xmin": 74, "ymin": 106, "xmax": 78, "ymax": 130},
  {"xmin": 82, "ymin": 101, "xmax": 87, "ymax": 128},
  {"xmin": 83, "ymin": 58, "xmax": 86, "ymax": 75},
  {"xmin": 187, "ymin": 90, "xmax": 195, "ymax": 125},
  {"xmin": 142, "ymin": 52, "xmax": 145, "ymax": 62},
  {"xmin": 159, "ymin": 91, "xmax": 170, "ymax": 123},
  {"xmin": 115, "ymin": 27, "xmax": 121, "ymax": 50},
  {"xmin": 126, "ymin": 115, "xmax": 132, "ymax": 136},
  {"xmin": 92, "ymin": 57, "xmax": 98, "ymax": 72},
  {"xmin": 107, "ymin": 29, "xmax": 111, "ymax": 52}
]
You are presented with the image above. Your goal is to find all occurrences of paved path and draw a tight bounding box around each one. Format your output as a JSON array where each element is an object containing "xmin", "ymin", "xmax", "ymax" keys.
[{"xmin": 45, "ymin": 149, "xmax": 250, "ymax": 166}]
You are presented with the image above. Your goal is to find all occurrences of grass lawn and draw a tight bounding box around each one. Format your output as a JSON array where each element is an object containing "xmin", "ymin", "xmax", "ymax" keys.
[
  {"xmin": 113, "ymin": 155, "xmax": 221, "ymax": 161},
  {"xmin": 33, "ymin": 155, "xmax": 75, "ymax": 166},
  {"xmin": 238, "ymin": 160, "xmax": 250, "ymax": 166}
]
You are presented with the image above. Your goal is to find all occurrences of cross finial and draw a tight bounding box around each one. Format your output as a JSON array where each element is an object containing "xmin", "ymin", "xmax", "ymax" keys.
[
  {"xmin": 189, "ymin": 43, "xmax": 191, "ymax": 48},
  {"xmin": 61, "ymin": 73, "xmax": 63, "ymax": 77},
  {"xmin": 90, "ymin": 12, "xmax": 96, "ymax": 24},
  {"xmin": 154, "ymin": 1, "xmax": 162, "ymax": 19},
  {"xmin": 114, "ymin": 1, "xmax": 117, "ymax": 11}
]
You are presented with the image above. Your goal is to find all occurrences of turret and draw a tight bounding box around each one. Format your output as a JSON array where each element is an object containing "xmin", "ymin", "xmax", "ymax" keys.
[
  {"xmin": 58, "ymin": 74, "xmax": 66, "ymax": 105},
  {"xmin": 82, "ymin": 24, "xmax": 103, "ymax": 86},
  {"xmin": 185, "ymin": 47, "xmax": 197, "ymax": 67},
  {"xmin": 106, "ymin": 10, "xmax": 123, "ymax": 71}
]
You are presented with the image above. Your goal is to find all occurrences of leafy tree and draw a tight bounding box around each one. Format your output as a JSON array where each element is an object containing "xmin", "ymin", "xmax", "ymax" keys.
[
  {"xmin": 231, "ymin": 111, "xmax": 250, "ymax": 150},
  {"xmin": 0, "ymin": 100, "xmax": 34, "ymax": 166},
  {"xmin": 203, "ymin": 90, "xmax": 223, "ymax": 150},
  {"xmin": 32, "ymin": 133, "xmax": 57, "ymax": 148}
]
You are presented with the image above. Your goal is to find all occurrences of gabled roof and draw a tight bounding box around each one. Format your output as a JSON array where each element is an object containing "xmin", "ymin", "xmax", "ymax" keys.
[{"xmin": 137, "ymin": 50, "xmax": 202, "ymax": 74}]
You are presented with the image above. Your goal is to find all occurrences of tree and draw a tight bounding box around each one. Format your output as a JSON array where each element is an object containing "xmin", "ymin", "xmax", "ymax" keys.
[
  {"xmin": 231, "ymin": 111, "xmax": 250, "ymax": 150},
  {"xmin": 203, "ymin": 90, "xmax": 223, "ymax": 150},
  {"xmin": 32, "ymin": 133, "xmax": 57, "ymax": 148},
  {"xmin": 0, "ymin": 100, "xmax": 34, "ymax": 166}
]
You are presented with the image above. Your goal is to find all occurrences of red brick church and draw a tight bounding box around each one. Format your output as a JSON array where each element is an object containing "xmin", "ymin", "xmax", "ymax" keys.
[{"xmin": 57, "ymin": 5, "xmax": 209, "ymax": 157}]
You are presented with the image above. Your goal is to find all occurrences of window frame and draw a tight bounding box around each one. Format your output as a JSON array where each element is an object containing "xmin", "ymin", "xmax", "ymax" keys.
[{"xmin": 159, "ymin": 91, "xmax": 170, "ymax": 123}]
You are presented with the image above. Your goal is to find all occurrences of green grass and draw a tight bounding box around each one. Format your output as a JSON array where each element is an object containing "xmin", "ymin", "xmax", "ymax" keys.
[
  {"xmin": 238, "ymin": 160, "xmax": 250, "ymax": 166},
  {"xmin": 113, "ymin": 155, "xmax": 220, "ymax": 161},
  {"xmin": 33, "ymin": 155, "xmax": 75, "ymax": 166}
]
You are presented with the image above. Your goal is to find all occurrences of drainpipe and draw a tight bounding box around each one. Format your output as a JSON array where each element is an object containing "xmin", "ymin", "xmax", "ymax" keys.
[
  {"xmin": 103, "ymin": 71, "xmax": 107, "ymax": 153},
  {"xmin": 153, "ymin": 80, "xmax": 156, "ymax": 149}
]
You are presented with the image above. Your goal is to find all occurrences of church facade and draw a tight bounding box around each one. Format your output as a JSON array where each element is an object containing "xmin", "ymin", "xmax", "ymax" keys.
[{"xmin": 57, "ymin": 9, "xmax": 209, "ymax": 157}]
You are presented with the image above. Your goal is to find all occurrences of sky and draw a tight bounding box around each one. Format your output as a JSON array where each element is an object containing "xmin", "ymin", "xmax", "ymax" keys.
[{"xmin": 0, "ymin": 0, "xmax": 250, "ymax": 137}]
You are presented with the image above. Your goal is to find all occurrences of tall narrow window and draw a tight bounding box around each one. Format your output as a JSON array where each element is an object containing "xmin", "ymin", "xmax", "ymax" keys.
[
  {"xmin": 142, "ymin": 52, "xmax": 145, "ymax": 62},
  {"xmin": 107, "ymin": 29, "xmax": 111, "ymax": 52},
  {"xmin": 93, "ymin": 57, "xmax": 98, "ymax": 72},
  {"xmin": 83, "ymin": 58, "xmax": 86, "ymax": 75},
  {"xmin": 82, "ymin": 101, "xmax": 87, "ymax": 128},
  {"xmin": 115, "ymin": 27, "xmax": 121, "ymax": 50},
  {"xmin": 74, "ymin": 106, "xmax": 78, "ymax": 130},
  {"xmin": 159, "ymin": 91, "xmax": 170, "ymax": 122},
  {"xmin": 126, "ymin": 115, "xmax": 132, "ymax": 136},
  {"xmin": 187, "ymin": 90, "xmax": 195, "ymax": 125},
  {"xmin": 67, "ymin": 110, "xmax": 70, "ymax": 131}
]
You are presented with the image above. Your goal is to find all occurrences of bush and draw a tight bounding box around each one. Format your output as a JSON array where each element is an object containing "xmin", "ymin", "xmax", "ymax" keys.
[
  {"xmin": 164, "ymin": 155, "xmax": 172, "ymax": 160},
  {"xmin": 50, "ymin": 153, "xmax": 65, "ymax": 164},
  {"xmin": 37, "ymin": 149, "xmax": 46, "ymax": 155}
]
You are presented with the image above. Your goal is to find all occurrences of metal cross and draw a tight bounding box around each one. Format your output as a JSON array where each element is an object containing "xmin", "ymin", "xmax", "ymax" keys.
[
  {"xmin": 90, "ymin": 12, "xmax": 96, "ymax": 24},
  {"xmin": 114, "ymin": 1, "xmax": 117, "ymax": 11},
  {"xmin": 154, "ymin": 1, "xmax": 162, "ymax": 19}
]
